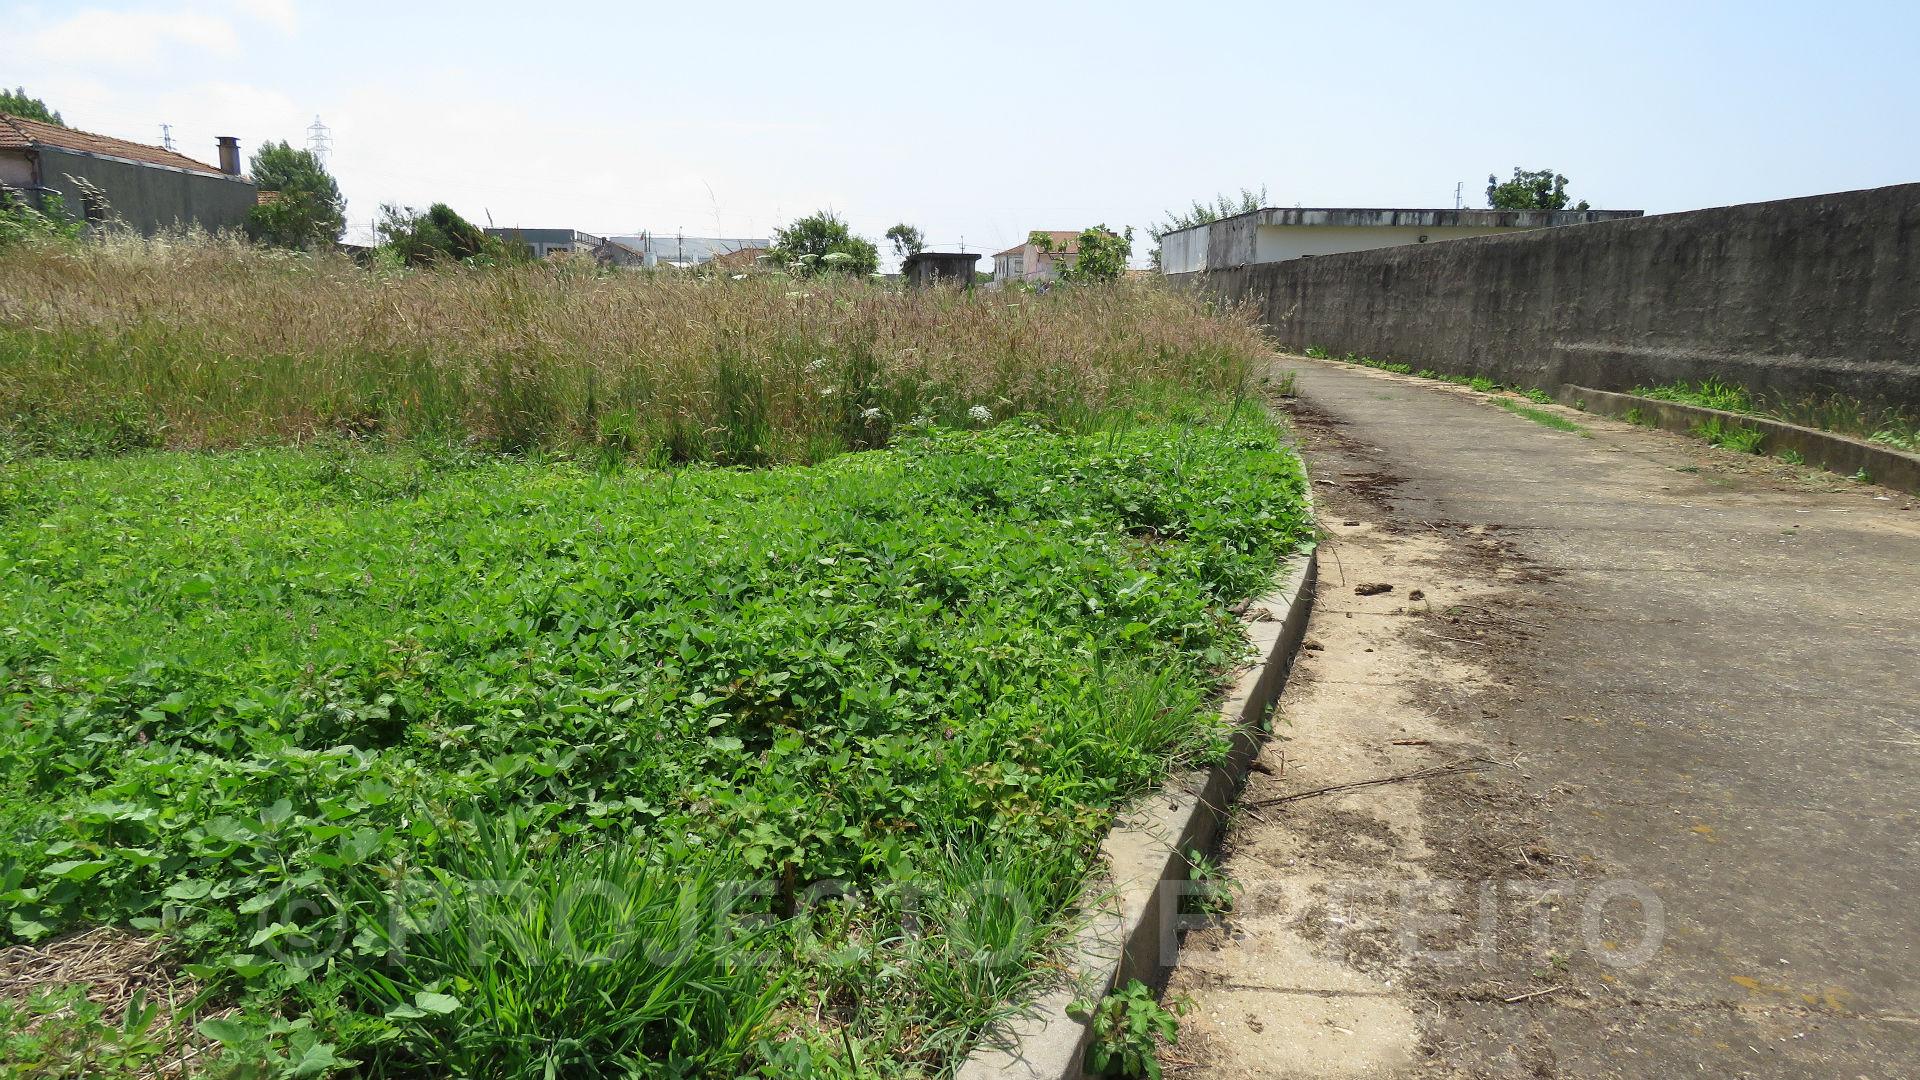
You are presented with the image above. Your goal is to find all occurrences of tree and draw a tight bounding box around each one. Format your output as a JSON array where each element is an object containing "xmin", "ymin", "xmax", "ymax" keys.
[
  {"xmin": 1486, "ymin": 168, "xmax": 1590, "ymax": 211},
  {"xmin": 884, "ymin": 223, "xmax": 924, "ymax": 262},
  {"xmin": 1150, "ymin": 186, "xmax": 1266, "ymax": 269},
  {"xmin": 245, "ymin": 140, "xmax": 346, "ymax": 249},
  {"xmin": 1035, "ymin": 225, "xmax": 1133, "ymax": 284},
  {"xmin": 377, "ymin": 202, "xmax": 522, "ymax": 266},
  {"xmin": 770, "ymin": 211, "xmax": 878, "ymax": 276},
  {"xmin": 0, "ymin": 87, "xmax": 61, "ymax": 126}
]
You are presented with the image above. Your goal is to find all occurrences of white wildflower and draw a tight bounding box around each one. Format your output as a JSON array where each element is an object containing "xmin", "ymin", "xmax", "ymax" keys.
[
  {"xmin": 909, "ymin": 415, "xmax": 932, "ymax": 427},
  {"xmin": 819, "ymin": 385, "xmax": 838, "ymax": 397},
  {"xmin": 860, "ymin": 406, "xmax": 884, "ymax": 422},
  {"xmin": 968, "ymin": 405, "xmax": 993, "ymax": 424},
  {"xmin": 805, "ymin": 357, "xmax": 828, "ymax": 373},
  {"xmin": 731, "ymin": 273, "xmax": 747, "ymax": 280}
]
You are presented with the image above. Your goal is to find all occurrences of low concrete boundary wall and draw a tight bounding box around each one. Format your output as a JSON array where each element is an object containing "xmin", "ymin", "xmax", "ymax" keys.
[
  {"xmin": 1564, "ymin": 385, "xmax": 1920, "ymax": 493},
  {"xmin": 1174, "ymin": 183, "xmax": 1920, "ymax": 409},
  {"xmin": 958, "ymin": 544, "xmax": 1317, "ymax": 1080}
]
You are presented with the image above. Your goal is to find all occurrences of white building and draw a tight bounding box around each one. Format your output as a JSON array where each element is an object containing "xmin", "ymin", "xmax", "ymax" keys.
[{"xmin": 1157, "ymin": 206, "xmax": 1642, "ymax": 274}]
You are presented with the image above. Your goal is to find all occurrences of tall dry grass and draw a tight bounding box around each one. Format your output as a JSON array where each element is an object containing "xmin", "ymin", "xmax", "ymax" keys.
[{"xmin": 0, "ymin": 235, "xmax": 1267, "ymax": 463}]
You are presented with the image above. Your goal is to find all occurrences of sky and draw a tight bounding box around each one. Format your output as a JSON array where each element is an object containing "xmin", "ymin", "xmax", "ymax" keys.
[{"xmin": 7, "ymin": 0, "xmax": 1919, "ymax": 269}]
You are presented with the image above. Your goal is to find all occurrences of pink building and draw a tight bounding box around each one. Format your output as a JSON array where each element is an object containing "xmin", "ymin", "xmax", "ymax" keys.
[{"xmin": 991, "ymin": 230, "xmax": 1080, "ymax": 286}]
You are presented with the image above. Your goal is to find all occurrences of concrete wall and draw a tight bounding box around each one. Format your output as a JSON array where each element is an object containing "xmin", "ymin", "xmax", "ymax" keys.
[
  {"xmin": 36, "ymin": 147, "xmax": 255, "ymax": 236},
  {"xmin": 1175, "ymin": 184, "xmax": 1920, "ymax": 408},
  {"xmin": 1160, "ymin": 206, "xmax": 1641, "ymax": 274},
  {"xmin": 1252, "ymin": 223, "xmax": 1521, "ymax": 261}
]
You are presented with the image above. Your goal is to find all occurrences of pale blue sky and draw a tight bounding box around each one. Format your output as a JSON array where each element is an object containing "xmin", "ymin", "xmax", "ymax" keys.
[{"xmin": 8, "ymin": 0, "xmax": 1918, "ymax": 265}]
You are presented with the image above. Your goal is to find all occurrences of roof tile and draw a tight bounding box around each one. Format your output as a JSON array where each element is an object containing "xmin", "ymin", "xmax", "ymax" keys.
[{"xmin": 0, "ymin": 113, "xmax": 229, "ymax": 176}]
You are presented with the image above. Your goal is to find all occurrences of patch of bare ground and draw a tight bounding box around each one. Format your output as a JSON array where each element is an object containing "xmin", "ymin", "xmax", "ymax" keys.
[
  {"xmin": 1165, "ymin": 388, "xmax": 1618, "ymax": 1080},
  {"xmin": 0, "ymin": 927, "xmax": 220, "ymax": 1075}
]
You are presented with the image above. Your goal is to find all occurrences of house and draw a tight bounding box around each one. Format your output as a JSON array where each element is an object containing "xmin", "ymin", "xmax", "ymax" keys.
[
  {"xmin": 1157, "ymin": 205, "xmax": 1644, "ymax": 274},
  {"xmin": 0, "ymin": 113, "xmax": 256, "ymax": 235},
  {"xmin": 901, "ymin": 251, "xmax": 979, "ymax": 288},
  {"xmin": 482, "ymin": 227, "xmax": 602, "ymax": 258},
  {"xmin": 991, "ymin": 230, "xmax": 1081, "ymax": 286}
]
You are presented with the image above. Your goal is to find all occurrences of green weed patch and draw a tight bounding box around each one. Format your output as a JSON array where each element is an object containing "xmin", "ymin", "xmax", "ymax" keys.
[
  {"xmin": 0, "ymin": 417, "xmax": 1309, "ymax": 1075},
  {"xmin": 1494, "ymin": 397, "xmax": 1589, "ymax": 435}
]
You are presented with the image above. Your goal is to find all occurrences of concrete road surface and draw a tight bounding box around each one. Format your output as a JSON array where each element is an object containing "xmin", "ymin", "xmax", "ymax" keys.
[{"xmin": 1166, "ymin": 357, "xmax": 1920, "ymax": 1079}]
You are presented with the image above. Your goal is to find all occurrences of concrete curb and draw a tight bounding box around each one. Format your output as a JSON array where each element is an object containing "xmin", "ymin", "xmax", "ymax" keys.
[
  {"xmin": 1560, "ymin": 384, "xmax": 1920, "ymax": 494},
  {"xmin": 957, "ymin": 544, "xmax": 1318, "ymax": 1080}
]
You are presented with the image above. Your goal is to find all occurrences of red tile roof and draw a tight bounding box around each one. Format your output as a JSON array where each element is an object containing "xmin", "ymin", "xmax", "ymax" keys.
[
  {"xmin": 0, "ymin": 113, "xmax": 229, "ymax": 176},
  {"xmin": 995, "ymin": 230, "xmax": 1082, "ymax": 258}
]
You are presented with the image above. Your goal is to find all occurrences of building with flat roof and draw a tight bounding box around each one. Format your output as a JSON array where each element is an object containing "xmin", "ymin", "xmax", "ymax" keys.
[
  {"xmin": 1157, "ymin": 206, "xmax": 1643, "ymax": 274},
  {"xmin": 482, "ymin": 227, "xmax": 601, "ymax": 258}
]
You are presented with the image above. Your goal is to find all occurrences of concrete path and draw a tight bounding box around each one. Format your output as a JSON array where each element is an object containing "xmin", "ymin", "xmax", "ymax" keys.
[{"xmin": 1167, "ymin": 357, "xmax": 1920, "ymax": 1079}]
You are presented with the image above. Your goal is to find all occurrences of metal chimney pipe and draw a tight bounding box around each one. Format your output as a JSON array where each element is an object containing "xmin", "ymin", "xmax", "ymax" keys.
[{"xmin": 216, "ymin": 136, "xmax": 240, "ymax": 176}]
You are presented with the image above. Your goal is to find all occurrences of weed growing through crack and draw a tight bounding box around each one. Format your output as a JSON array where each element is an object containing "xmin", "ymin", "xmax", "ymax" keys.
[{"xmin": 1495, "ymin": 397, "xmax": 1589, "ymax": 435}]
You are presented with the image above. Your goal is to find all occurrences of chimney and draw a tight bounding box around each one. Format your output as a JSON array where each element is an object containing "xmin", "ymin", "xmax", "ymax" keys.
[{"xmin": 216, "ymin": 136, "xmax": 240, "ymax": 176}]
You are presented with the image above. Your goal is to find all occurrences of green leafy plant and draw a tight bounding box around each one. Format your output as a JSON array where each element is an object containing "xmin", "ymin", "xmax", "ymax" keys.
[
  {"xmin": 1030, "ymin": 226, "xmax": 1134, "ymax": 285},
  {"xmin": 1078, "ymin": 981, "xmax": 1186, "ymax": 1079},
  {"xmin": 0, "ymin": 86, "xmax": 62, "ymax": 125},
  {"xmin": 0, "ymin": 186, "xmax": 84, "ymax": 248},
  {"xmin": 0, "ymin": 988, "xmax": 169, "ymax": 1079},
  {"xmin": 771, "ymin": 211, "xmax": 879, "ymax": 276},
  {"xmin": 0, "ymin": 415, "xmax": 1311, "ymax": 1074},
  {"xmin": 375, "ymin": 202, "xmax": 524, "ymax": 266},
  {"xmin": 1486, "ymin": 167, "xmax": 1590, "ymax": 211},
  {"xmin": 246, "ymin": 141, "xmax": 346, "ymax": 249},
  {"xmin": 1181, "ymin": 848, "xmax": 1239, "ymax": 918},
  {"xmin": 1690, "ymin": 416, "xmax": 1765, "ymax": 453},
  {"xmin": 883, "ymin": 223, "xmax": 924, "ymax": 262},
  {"xmin": 1778, "ymin": 448, "xmax": 1805, "ymax": 465}
]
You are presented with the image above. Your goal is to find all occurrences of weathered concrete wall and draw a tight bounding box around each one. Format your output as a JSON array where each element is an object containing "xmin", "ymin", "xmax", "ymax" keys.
[
  {"xmin": 37, "ymin": 147, "xmax": 255, "ymax": 236},
  {"xmin": 1175, "ymin": 184, "xmax": 1920, "ymax": 408}
]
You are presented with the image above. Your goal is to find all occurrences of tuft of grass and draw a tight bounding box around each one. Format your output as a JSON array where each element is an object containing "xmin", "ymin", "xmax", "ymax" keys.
[
  {"xmin": 1778, "ymin": 448, "xmax": 1806, "ymax": 465},
  {"xmin": 1636, "ymin": 379, "xmax": 1918, "ymax": 451},
  {"xmin": 336, "ymin": 822, "xmax": 786, "ymax": 1078},
  {"xmin": 1495, "ymin": 397, "xmax": 1588, "ymax": 435},
  {"xmin": 1690, "ymin": 416, "xmax": 1766, "ymax": 454}
]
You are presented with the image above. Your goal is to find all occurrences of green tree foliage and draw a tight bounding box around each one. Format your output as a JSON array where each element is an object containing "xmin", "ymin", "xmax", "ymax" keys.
[
  {"xmin": 0, "ymin": 87, "xmax": 61, "ymax": 125},
  {"xmin": 1486, "ymin": 168, "xmax": 1590, "ymax": 211},
  {"xmin": 0, "ymin": 189, "xmax": 84, "ymax": 247},
  {"xmin": 376, "ymin": 203, "xmax": 523, "ymax": 266},
  {"xmin": 1036, "ymin": 225, "xmax": 1133, "ymax": 284},
  {"xmin": 770, "ymin": 211, "xmax": 879, "ymax": 276},
  {"xmin": 1150, "ymin": 186, "xmax": 1266, "ymax": 268},
  {"xmin": 884, "ymin": 223, "xmax": 924, "ymax": 262},
  {"xmin": 1155, "ymin": 186, "xmax": 1267, "ymax": 236},
  {"xmin": 244, "ymin": 141, "xmax": 346, "ymax": 249}
]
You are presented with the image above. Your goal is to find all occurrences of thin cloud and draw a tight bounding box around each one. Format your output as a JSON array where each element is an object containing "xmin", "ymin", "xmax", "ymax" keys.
[
  {"xmin": 29, "ymin": 9, "xmax": 242, "ymax": 65},
  {"xmin": 230, "ymin": 0, "xmax": 297, "ymax": 34}
]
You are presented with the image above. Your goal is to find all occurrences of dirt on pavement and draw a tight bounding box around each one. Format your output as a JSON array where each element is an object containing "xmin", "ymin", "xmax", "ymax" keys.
[{"xmin": 1165, "ymin": 357, "xmax": 1920, "ymax": 1079}]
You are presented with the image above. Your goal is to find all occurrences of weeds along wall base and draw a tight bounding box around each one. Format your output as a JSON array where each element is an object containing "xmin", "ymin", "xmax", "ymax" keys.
[
  {"xmin": 1561, "ymin": 385, "xmax": 1920, "ymax": 494},
  {"xmin": 957, "ymin": 544, "xmax": 1317, "ymax": 1080}
]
